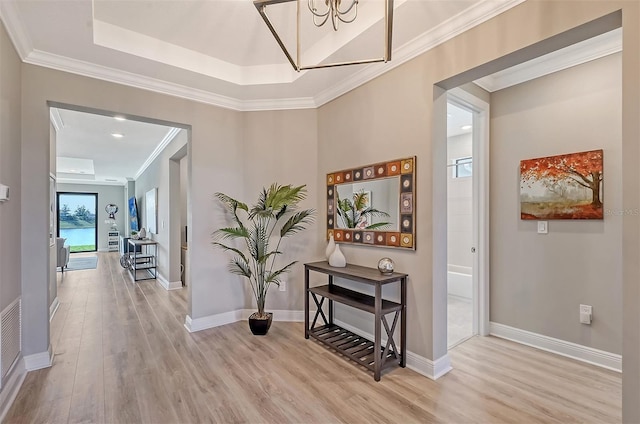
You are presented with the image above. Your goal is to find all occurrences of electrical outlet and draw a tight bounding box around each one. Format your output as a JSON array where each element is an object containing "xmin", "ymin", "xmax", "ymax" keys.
[
  {"xmin": 580, "ymin": 304, "xmax": 592, "ymax": 324},
  {"xmin": 279, "ymin": 280, "xmax": 286, "ymax": 292}
]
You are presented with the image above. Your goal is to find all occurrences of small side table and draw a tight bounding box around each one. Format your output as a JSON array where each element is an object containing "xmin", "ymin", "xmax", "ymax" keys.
[{"xmin": 128, "ymin": 239, "xmax": 158, "ymax": 282}]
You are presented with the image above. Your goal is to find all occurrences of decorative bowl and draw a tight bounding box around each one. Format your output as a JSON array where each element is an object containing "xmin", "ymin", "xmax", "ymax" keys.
[{"xmin": 377, "ymin": 257, "xmax": 394, "ymax": 274}]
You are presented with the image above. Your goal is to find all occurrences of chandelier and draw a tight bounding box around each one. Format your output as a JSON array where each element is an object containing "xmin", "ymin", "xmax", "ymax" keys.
[
  {"xmin": 308, "ymin": 0, "xmax": 359, "ymax": 31},
  {"xmin": 254, "ymin": 0, "xmax": 393, "ymax": 71}
]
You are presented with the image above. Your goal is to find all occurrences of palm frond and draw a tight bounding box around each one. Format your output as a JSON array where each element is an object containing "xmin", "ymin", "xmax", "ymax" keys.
[
  {"xmin": 364, "ymin": 222, "xmax": 391, "ymax": 230},
  {"xmin": 280, "ymin": 209, "xmax": 315, "ymax": 238},
  {"xmin": 266, "ymin": 261, "xmax": 297, "ymax": 283},
  {"xmin": 213, "ymin": 227, "xmax": 249, "ymax": 240},
  {"xmin": 212, "ymin": 242, "xmax": 249, "ymax": 264},
  {"xmin": 228, "ymin": 257, "xmax": 251, "ymax": 278}
]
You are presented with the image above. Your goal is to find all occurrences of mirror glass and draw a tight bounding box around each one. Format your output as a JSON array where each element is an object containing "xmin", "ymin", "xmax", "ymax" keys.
[{"xmin": 327, "ymin": 156, "xmax": 416, "ymax": 249}]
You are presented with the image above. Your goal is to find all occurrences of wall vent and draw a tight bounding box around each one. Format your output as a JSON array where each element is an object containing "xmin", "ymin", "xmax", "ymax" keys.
[{"xmin": 1, "ymin": 298, "xmax": 21, "ymax": 384}]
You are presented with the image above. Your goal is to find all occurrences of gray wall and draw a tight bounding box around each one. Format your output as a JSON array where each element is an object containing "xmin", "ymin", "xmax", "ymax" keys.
[
  {"xmin": 490, "ymin": 53, "xmax": 622, "ymax": 354},
  {"xmin": 9, "ymin": 2, "xmax": 640, "ymax": 420},
  {"xmin": 135, "ymin": 130, "xmax": 187, "ymax": 283},
  {"xmin": 0, "ymin": 17, "xmax": 22, "ymax": 314},
  {"xmin": 56, "ymin": 183, "xmax": 126, "ymax": 251},
  {"xmin": 242, "ymin": 110, "xmax": 320, "ymax": 311},
  {"xmin": 317, "ymin": 2, "xmax": 638, "ymax": 379}
]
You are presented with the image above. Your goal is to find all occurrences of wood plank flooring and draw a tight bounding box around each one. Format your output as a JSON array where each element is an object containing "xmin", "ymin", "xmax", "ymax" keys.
[{"xmin": 5, "ymin": 253, "xmax": 621, "ymax": 423}]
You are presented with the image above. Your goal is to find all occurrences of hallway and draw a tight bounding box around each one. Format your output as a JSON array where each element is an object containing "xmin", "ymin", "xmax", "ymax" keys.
[{"xmin": 4, "ymin": 253, "xmax": 621, "ymax": 423}]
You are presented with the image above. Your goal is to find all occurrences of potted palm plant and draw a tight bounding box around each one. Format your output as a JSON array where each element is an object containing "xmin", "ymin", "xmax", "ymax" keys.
[{"xmin": 213, "ymin": 183, "xmax": 314, "ymax": 335}]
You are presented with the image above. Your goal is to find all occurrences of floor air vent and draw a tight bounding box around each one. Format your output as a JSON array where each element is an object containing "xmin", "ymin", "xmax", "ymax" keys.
[{"xmin": 1, "ymin": 298, "xmax": 21, "ymax": 381}]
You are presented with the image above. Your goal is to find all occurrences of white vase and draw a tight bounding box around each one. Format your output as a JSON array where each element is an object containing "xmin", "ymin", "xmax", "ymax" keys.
[
  {"xmin": 329, "ymin": 244, "xmax": 346, "ymax": 268},
  {"xmin": 325, "ymin": 234, "xmax": 336, "ymax": 259}
]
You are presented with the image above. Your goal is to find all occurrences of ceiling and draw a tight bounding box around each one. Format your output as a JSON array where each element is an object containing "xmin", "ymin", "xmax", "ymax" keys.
[
  {"xmin": 2, "ymin": 1, "xmax": 619, "ymax": 184},
  {"xmin": 0, "ymin": 0, "xmax": 525, "ymax": 111},
  {"xmin": 53, "ymin": 108, "xmax": 180, "ymax": 185}
]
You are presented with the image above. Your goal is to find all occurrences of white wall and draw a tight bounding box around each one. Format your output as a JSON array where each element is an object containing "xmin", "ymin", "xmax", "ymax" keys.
[
  {"xmin": 447, "ymin": 132, "xmax": 473, "ymax": 273},
  {"xmin": 56, "ymin": 183, "xmax": 126, "ymax": 251},
  {"xmin": 135, "ymin": 130, "xmax": 187, "ymax": 283},
  {"xmin": 490, "ymin": 53, "xmax": 622, "ymax": 354}
]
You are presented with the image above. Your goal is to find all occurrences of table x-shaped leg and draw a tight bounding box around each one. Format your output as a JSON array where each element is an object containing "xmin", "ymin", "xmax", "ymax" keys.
[
  {"xmin": 380, "ymin": 311, "xmax": 400, "ymax": 367},
  {"xmin": 310, "ymin": 293, "xmax": 328, "ymax": 329}
]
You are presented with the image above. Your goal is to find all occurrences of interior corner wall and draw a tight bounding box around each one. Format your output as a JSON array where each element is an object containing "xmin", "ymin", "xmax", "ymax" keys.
[
  {"xmin": 317, "ymin": 0, "xmax": 635, "ymax": 368},
  {"xmin": 490, "ymin": 53, "xmax": 622, "ymax": 354},
  {"xmin": 242, "ymin": 110, "xmax": 321, "ymax": 311},
  {"xmin": 20, "ymin": 64, "xmax": 246, "ymax": 358},
  {"xmin": 56, "ymin": 183, "xmax": 126, "ymax": 251},
  {"xmin": 135, "ymin": 129, "xmax": 187, "ymax": 283},
  {"xmin": 0, "ymin": 19, "xmax": 22, "ymax": 314}
]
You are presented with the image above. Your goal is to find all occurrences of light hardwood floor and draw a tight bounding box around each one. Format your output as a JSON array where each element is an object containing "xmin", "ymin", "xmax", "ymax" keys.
[{"xmin": 5, "ymin": 253, "xmax": 621, "ymax": 423}]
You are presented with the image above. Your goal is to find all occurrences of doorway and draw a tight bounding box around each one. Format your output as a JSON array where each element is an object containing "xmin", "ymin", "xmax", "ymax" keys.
[
  {"xmin": 446, "ymin": 89, "xmax": 490, "ymax": 349},
  {"xmin": 57, "ymin": 192, "xmax": 98, "ymax": 253}
]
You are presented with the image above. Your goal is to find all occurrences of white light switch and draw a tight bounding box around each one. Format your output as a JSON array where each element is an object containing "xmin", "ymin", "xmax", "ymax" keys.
[
  {"xmin": 580, "ymin": 304, "xmax": 592, "ymax": 324},
  {"xmin": 279, "ymin": 280, "xmax": 287, "ymax": 292},
  {"xmin": 537, "ymin": 221, "xmax": 548, "ymax": 234}
]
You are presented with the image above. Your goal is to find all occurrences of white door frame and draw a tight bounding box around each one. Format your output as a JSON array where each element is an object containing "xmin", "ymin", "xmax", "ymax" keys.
[{"xmin": 447, "ymin": 88, "xmax": 490, "ymax": 337}]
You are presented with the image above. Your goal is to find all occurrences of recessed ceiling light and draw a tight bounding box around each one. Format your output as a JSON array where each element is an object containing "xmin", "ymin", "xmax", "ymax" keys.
[
  {"xmin": 111, "ymin": 133, "xmax": 124, "ymax": 138},
  {"xmin": 114, "ymin": 116, "xmax": 126, "ymax": 121},
  {"xmin": 461, "ymin": 125, "xmax": 472, "ymax": 130},
  {"xmin": 69, "ymin": 169, "xmax": 77, "ymax": 173}
]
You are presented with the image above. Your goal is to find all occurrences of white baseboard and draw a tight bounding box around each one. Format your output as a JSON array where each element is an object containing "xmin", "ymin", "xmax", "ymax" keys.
[
  {"xmin": 157, "ymin": 274, "xmax": 183, "ymax": 291},
  {"xmin": 49, "ymin": 297, "xmax": 60, "ymax": 321},
  {"xmin": 334, "ymin": 319, "xmax": 452, "ymax": 380},
  {"xmin": 490, "ymin": 322, "xmax": 622, "ymax": 372},
  {"xmin": 23, "ymin": 344, "xmax": 53, "ymax": 371},
  {"xmin": 0, "ymin": 357, "xmax": 26, "ymax": 423},
  {"xmin": 184, "ymin": 309, "xmax": 304, "ymax": 333}
]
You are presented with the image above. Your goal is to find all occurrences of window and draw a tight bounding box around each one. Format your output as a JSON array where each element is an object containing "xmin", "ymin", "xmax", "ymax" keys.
[
  {"xmin": 453, "ymin": 156, "xmax": 473, "ymax": 178},
  {"xmin": 57, "ymin": 192, "xmax": 98, "ymax": 253}
]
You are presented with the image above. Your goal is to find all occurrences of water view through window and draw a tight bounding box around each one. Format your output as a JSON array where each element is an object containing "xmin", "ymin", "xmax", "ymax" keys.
[{"xmin": 57, "ymin": 192, "xmax": 98, "ymax": 252}]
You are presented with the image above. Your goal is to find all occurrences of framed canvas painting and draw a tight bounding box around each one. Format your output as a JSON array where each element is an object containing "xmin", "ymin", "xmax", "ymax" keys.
[{"xmin": 520, "ymin": 149, "xmax": 603, "ymax": 220}]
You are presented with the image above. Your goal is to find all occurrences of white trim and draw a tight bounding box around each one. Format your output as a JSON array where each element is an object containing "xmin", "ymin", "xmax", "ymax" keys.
[
  {"xmin": 23, "ymin": 345, "xmax": 53, "ymax": 371},
  {"xmin": 0, "ymin": 0, "xmax": 523, "ymax": 112},
  {"xmin": 56, "ymin": 178, "xmax": 126, "ymax": 187},
  {"xmin": 134, "ymin": 127, "xmax": 182, "ymax": 180},
  {"xmin": 448, "ymin": 88, "xmax": 491, "ymax": 337},
  {"xmin": 335, "ymin": 319, "xmax": 452, "ymax": 380},
  {"xmin": 49, "ymin": 297, "xmax": 60, "ymax": 321},
  {"xmin": 49, "ymin": 108, "xmax": 64, "ymax": 132},
  {"xmin": 0, "ymin": 357, "xmax": 26, "ymax": 424},
  {"xmin": 184, "ymin": 310, "xmax": 243, "ymax": 333},
  {"xmin": 184, "ymin": 309, "xmax": 304, "ymax": 333},
  {"xmin": 314, "ymin": 0, "xmax": 526, "ymax": 107},
  {"xmin": 475, "ymin": 28, "xmax": 621, "ymax": 92},
  {"xmin": 490, "ymin": 322, "xmax": 622, "ymax": 372},
  {"xmin": 0, "ymin": 1, "xmax": 33, "ymax": 59},
  {"xmin": 157, "ymin": 274, "xmax": 183, "ymax": 291},
  {"xmin": 406, "ymin": 351, "xmax": 452, "ymax": 380}
]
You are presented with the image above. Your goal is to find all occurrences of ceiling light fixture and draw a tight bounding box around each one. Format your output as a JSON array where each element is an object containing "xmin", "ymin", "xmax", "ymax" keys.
[
  {"xmin": 254, "ymin": 0, "xmax": 393, "ymax": 71},
  {"xmin": 308, "ymin": 0, "xmax": 358, "ymax": 31},
  {"xmin": 462, "ymin": 125, "xmax": 472, "ymax": 130},
  {"xmin": 114, "ymin": 116, "xmax": 126, "ymax": 121},
  {"xmin": 111, "ymin": 133, "xmax": 124, "ymax": 138}
]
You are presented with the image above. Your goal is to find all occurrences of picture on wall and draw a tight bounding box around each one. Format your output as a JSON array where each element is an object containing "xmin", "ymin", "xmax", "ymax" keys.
[
  {"xmin": 128, "ymin": 197, "xmax": 140, "ymax": 232},
  {"xmin": 520, "ymin": 149, "xmax": 603, "ymax": 220},
  {"xmin": 145, "ymin": 188, "xmax": 158, "ymax": 234}
]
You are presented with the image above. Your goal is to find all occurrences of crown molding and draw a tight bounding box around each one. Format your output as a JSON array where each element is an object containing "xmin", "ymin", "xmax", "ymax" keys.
[
  {"xmin": 134, "ymin": 127, "xmax": 182, "ymax": 180},
  {"xmin": 474, "ymin": 27, "xmax": 622, "ymax": 92},
  {"xmin": 3, "ymin": 0, "xmax": 524, "ymax": 111},
  {"xmin": 0, "ymin": 1, "xmax": 32, "ymax": 60},
  {"xmin": 313, "ymin": 0, "xmax": 526, "ymax": 107},
  {"xmin": 56, "ymin": 178, "xmax": 126, "ymax": 187}
]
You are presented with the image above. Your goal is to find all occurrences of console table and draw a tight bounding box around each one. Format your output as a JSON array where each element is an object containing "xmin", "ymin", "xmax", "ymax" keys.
[
  {"xmin": 127, "ymin": 239, "xmax": 158, "ymax": 282},
  {"xmin": 304, "ymin": 261, "xmax": 407, "ymax": 381}
]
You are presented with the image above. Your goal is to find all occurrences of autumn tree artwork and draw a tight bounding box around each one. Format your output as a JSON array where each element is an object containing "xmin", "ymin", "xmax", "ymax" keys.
[{"xmin": 520, "ymin": 149, "xmax": 603, "ymax": 220}]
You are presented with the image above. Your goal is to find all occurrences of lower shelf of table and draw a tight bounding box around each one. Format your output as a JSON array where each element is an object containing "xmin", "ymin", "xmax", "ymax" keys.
[{"xmin": 308, "ymin": 324, "xmax": 400, "ymax": 374}]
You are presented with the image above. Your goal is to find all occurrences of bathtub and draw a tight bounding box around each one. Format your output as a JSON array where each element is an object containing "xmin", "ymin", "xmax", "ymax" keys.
[{"xmin": 447, "ymin": 266, "xmax": 472, "ymax": 299}]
